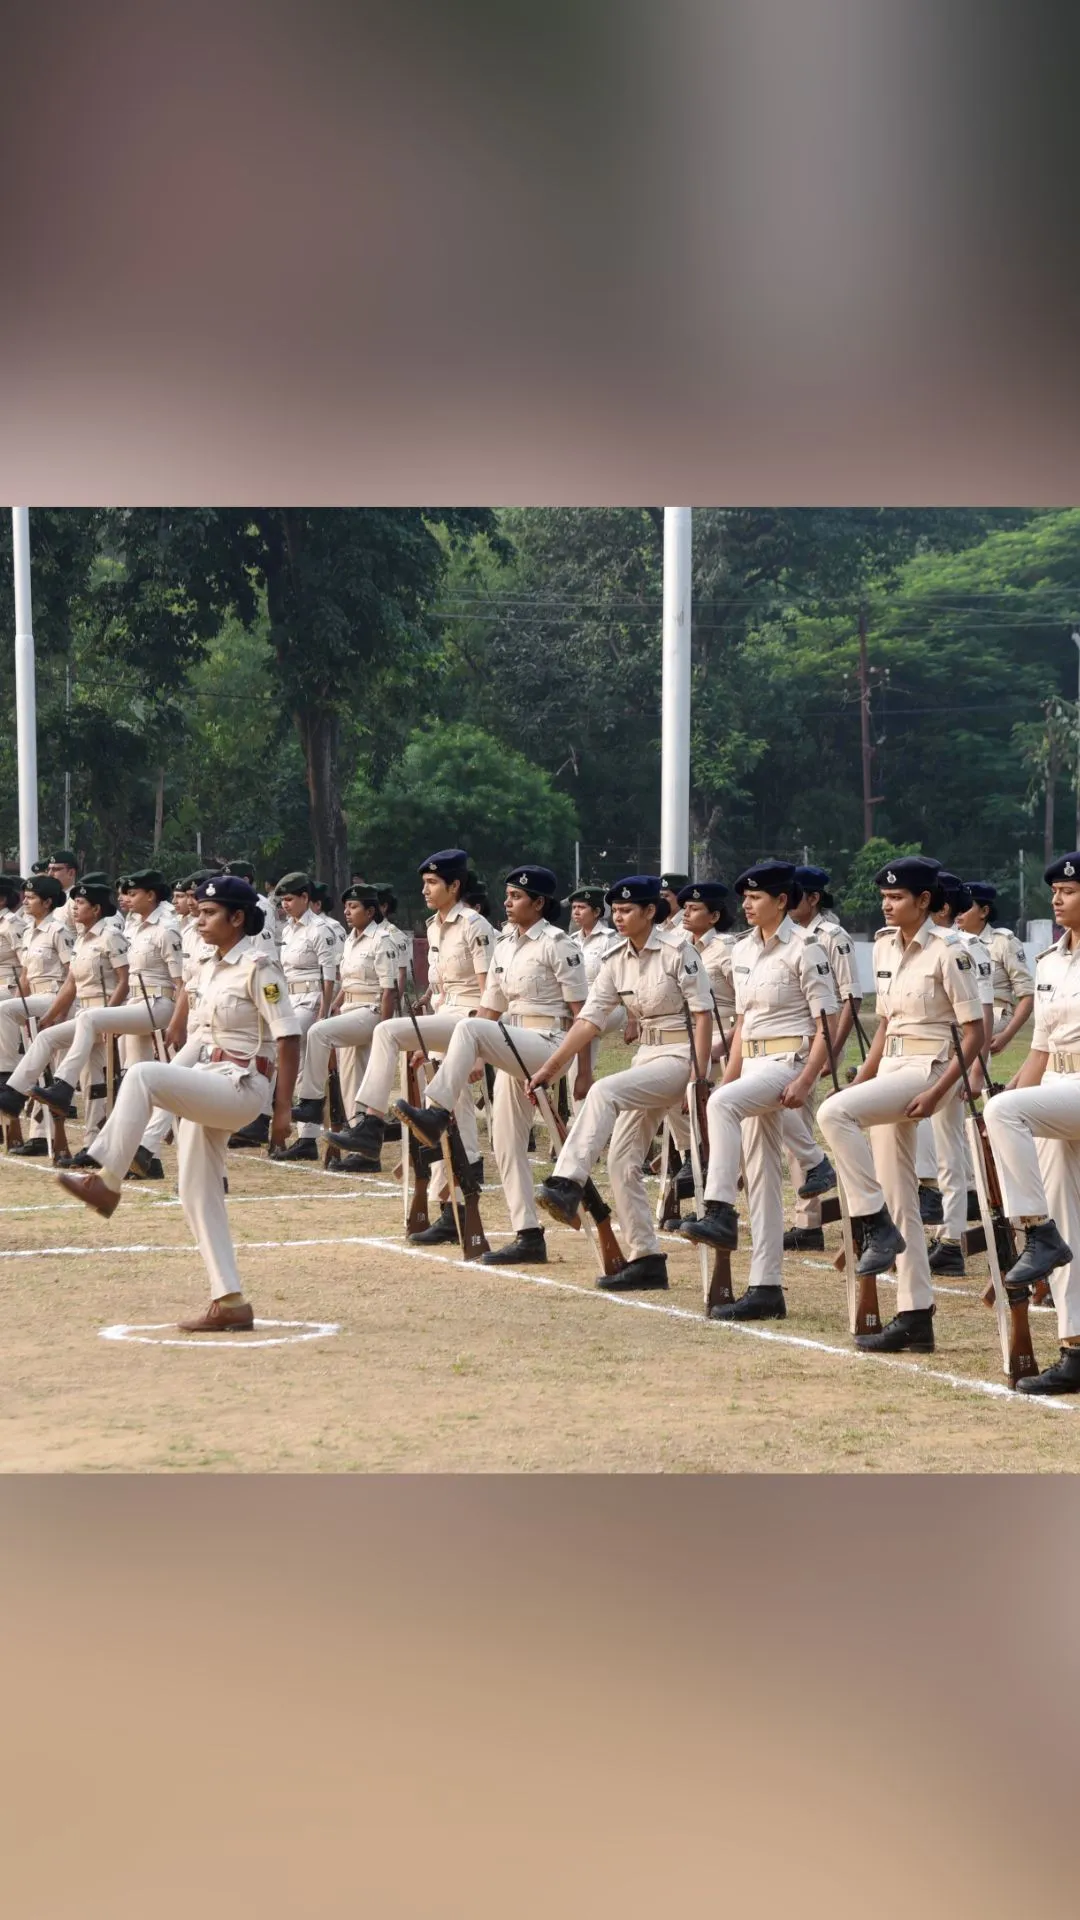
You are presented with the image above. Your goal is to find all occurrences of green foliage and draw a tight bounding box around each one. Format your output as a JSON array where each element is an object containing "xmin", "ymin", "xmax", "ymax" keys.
[
  {"xmin": 347, "ymin": 723, "xmax": 579, "ymax": 914},
  {"xmin": 838, "ymin": 838, "xmax": 922, "ymax": 928}
]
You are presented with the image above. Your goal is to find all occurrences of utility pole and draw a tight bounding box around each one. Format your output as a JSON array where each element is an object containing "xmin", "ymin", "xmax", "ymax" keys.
[
  {"xmin": 1018, "ymin": 847, "xmax": 1025, "ymax": 933},
  {"xmin": 1072, "ymin": 630, "xmax": 1080, "ymax": 845},
  {"xmin": 12, "ymin": 509, "xmax": 39, "ymax": 877},
  {"xmin": 660, "ymin": 508, "xmax": 692, "ymax": 876},
  {"xmin": 858, "ymin": 604, "xmax": 874, "ymax": 843},
  {"xmin": 63, "ymin": 663, "xmax": 72, "ymax": 847}
]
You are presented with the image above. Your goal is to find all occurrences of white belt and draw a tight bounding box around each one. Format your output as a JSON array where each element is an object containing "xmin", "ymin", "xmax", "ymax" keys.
[
  {"xmin": 884, "ymin": 1034, "xmax": 942, "ymax": 1057},
  {"xmin": 75, "ymin": 994, "xmax": 108, "ymax": 1009},
  {"xmin": 507, "ymin": 1012, "xmax": 569, "ymax": 1032},
  {"xmin": 341, "ymin": 992, "xmax": 381, "ymax": 1007},
  {"xmin": 638, "ymin": 1020, "xmax": 689, "ymax": 1046},
  {"xmin": 286, "ymin": 973, "xmax": 322, "ymax": 990},
  {"xmin": 1049, "ymin": 1051, "xmax": 1080, "ymax": 1075},
  {"xmin": 743, "ymin": 1034, "xmax": 807, "ymax": 1058}
]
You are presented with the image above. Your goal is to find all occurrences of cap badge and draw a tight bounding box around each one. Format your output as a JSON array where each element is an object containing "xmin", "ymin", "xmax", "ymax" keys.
[
  {"xmin": 886, "ymin": 870, "xmax": 896, "ymax": 884},
  {"xmin": 692, "ymin": 888, "xmax": 701, "ymax": 899},
  {"xmin": 621, "ymin": 887, "xmax": 631, "ymax": 899},
  {"xmin": 206, "ymin": 883, "xmax": 216, "ymax": 896},
  {"xmin": 1067, "ymin": 861, "xmax": 1076, "ymax": 877}
]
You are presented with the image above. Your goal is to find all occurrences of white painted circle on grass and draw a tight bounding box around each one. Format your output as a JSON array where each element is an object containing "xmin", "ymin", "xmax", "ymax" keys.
[{"xmin": 99, "ymin": 1317, "xmax": 341, "ymax": 1349}]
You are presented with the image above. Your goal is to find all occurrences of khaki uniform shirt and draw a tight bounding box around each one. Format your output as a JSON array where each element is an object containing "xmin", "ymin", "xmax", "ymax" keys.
[
  {"xmin": 694, "ymin": 927, "xmax": 738, "ymax": 1026},
  {"xmin": 1031, "ymin": 935, "xmax": 1080, "ymax": 1055},
  {"xmin": 0, "ymin": 907, "xmax": 28, "ymax": 979},
  {"xmin": 987, "ymin": 926, "xmax": 1035, "ymax": 1011},
  {"xmin": 280, "ymin": 909, "xmax": 339, "ymax": 1002},
  {"xmin": 381, "ymin": 918, "xmax": 411, "ymax": 980},
  {"xmin": 339, "ymin": 921, "xmax": 399, "ymax": 1004},
  {"xmin": 70, "ymin": 921, "xmax": 129, "ymax": 1007},
  {"xmin": 425, "ymin": 904, "xmax": 494, "ymax": 1010},
  {"xmin": 873, "ymin": 920, "xmax": 983, "ymax": 1055},
  {"xmin": 581, "ymin": 929, "xmax": 712, "ymax": 1058},
  {"xmin": 732, "ymin": 917, "xmax": 838, "ymax": 1044},
  {"xmin": 804, "ymin": 910, "xmax": 859, "ymax": 1002},
  {"xmin": 192, "ymin": 938, "xmax": 301, "ymax": 1073},
  {"xmin": 20, "ymin": 911, "xmax": 76, "ymax": 993},
  {"xmin": 572, "ymin": 921, "xmax": 620, "ymax": 988},
  {"xmin": 127, "ymin": 904, "xmax": 185, "ymax": 998},
  {"xmin": 482, "ymin": 920, "xmax": 586, "ymax": 1028}
]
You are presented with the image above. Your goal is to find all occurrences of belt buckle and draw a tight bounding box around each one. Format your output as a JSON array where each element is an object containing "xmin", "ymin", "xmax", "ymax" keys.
[{"xmin": 885, "ymin": 1035, "xmax": 901, "ymax": 1057}]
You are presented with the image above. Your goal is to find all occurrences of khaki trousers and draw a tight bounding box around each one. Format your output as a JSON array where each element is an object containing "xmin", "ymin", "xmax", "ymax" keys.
[
  {"xmin": 356, "ymin": 1010, "xmax": 480, "ymax": 1163},
  {"xmin": 0, "ymin": 993, "xmax": 54, "ymax": 1072},
  {"xmin": 424, "ymin": 1020, "xmax": 563, "ymax": 1232},
  {"xmin": 554, "ymin": 1045, "xmax": 691, "ymax": 1261},
  {"xmin": 781, "ymin": 1088, "xmax": 830, "ymax": 1228},
  {"xmin": 914, "ymin": 1094, "xmax": 972, "ymax": 1242},
  {"xmin": 6, "ymin": 1014, "xmax": 110, "ymax": 1142},
  {"xmin": 574, "ymin": 1006, "xmax": 627, "ymax": 1113},
  {"xmin": 706, "ymin": 1057, "xmax": 802, "ymax": 1288},
  {"xmin": 92, "ymin": 1054, "xmax": 266, "ymax": 1299},
  {"xmin": 289, "ymin": 996, "xmax": 323, "ymax": 1137},
  {"xmin": 298, "ymin": 1006, "xmax": 380, "ymax": 1105},
  {"xmin": 818, "ymin": 1059, "xmax": 940, "ymax": 1312},
  {"xmin": 984, "ymin": 1076, "xmax": 1080, "ymax": 1340},
  {"xmin": 59, "ymin": 999, "xmax": 172, "ymax": 1087}
]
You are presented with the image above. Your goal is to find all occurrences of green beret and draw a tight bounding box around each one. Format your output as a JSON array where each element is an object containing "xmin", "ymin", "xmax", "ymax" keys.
[
  {"xmin": 24, "ymin": 874, "xmax": 66, "ymax": 906},
  {"xmin": 124, "ymin": 867, "xmax": 172, "ymax": 901},
  {"xmin": 275, "ymin": 871, "xmax": 313, "ymax": 897}
]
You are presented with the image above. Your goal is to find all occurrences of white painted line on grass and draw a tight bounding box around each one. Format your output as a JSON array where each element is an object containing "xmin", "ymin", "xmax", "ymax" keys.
[{"xmin": 100, "ymin": 1316, "xmax": 341, "ymax": 1350}]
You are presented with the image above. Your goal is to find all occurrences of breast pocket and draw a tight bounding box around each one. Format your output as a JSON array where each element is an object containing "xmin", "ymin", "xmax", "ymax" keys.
[{"xmin": 755, "ymin": 963, "xmax": 791, "ymax": 1008}]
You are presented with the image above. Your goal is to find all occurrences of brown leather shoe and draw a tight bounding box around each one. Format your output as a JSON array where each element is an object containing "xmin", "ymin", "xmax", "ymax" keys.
[
  {"xmin": 57, "ymin": 1170, "xmax": 122, "ymax": 1218},
  {"xmin": 178, "ymin": 1298, "xmax": 255, "ymax": 1333}
]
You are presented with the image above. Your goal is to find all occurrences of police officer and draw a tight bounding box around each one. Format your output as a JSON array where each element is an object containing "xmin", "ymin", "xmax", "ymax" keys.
[
  {"xmin": 327, "ymin": 848, "xmax": 494, "ymax": 1178},
  {"xmin": 0, "ymin": 875, "xmax": 76, "ymax": 1146},
  {"xmin": 0, "ymin": 878, "xmax": 129, "ymax": 1155},
  {"xmin": 659, "ymin": 873, "xmax": 690, "ymax": 938},
  {"xmin": 291, "ymin": 884, "xmax": 399, "ymax": 1137},
  {"xmin": 568, "ymin": 885, "xmax": 623, "ymax": 1085},
  {"xmin": 0, "ymin": 875, "xmax": 26, "ymax": 1001},
  {"xmin": 271, "ymin": 873, "xmax": 340, "ymax": 1160},
  {"xmin": 529, "ymin": 875, "xmax": 713, "ymax": 1290},
  {"xmin": 47, "ymin": 851, "xmax": 80, "ymax": 929},
  {"xmin": 679, "ymin": 860, "xmax": 836, "ymax": 1320},
  {"xmin": 395, "ymin": 864, "xmax": 586, "ymax": 1265},
  {"xmin": 374, "ymin": 886, "xmax": 411, "ymax": 998},
  {"xmin": 60, "ymin": 876, "xmax": 301, "ymax": 1332},
  {"xmin": 779, "ymin": 866, "xmax": 862, "ymax": 1251},
  {"xmin": 980, "ymin": 853, "xmax": 1080, "ymax": 1392},
  {"xmin": 957, "ymin": 881, "xmax": 1035, "ymax": 1053},
  {"xmin": 817, "ymin": 856, "xmax": 985, "ymax": 1353}
]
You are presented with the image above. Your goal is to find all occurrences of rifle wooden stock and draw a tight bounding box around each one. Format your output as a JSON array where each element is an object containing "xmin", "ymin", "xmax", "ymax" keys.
[
  {"xmin": 10, "ymin": 969, "xmax": 58, "ymax": 1161},
  {"xmin": 681, "ymin": 1006, "xmax": 713, "ymax": 1307},
  {"xmin": 819, "ymin": 1012, "xmax": 881, "ymax": 1336},
  {"xmin": 402, "ymin": 990, "xmax": 482, "ymax": 1255},
  {"xmin": 323, "ymin": 1053, "xmax": 346, "ymax": 1168},
  {"xmin": 404, "ymin": 1058, "xmax": 431, "ymax": 1236},
  {"xmin": 656, "ymin": 1120, "xmax": 683, "ymax": 1229},
  {"xmin": 950, "ymin": 1022, "xmax": 1037, "ymax": 1388}
]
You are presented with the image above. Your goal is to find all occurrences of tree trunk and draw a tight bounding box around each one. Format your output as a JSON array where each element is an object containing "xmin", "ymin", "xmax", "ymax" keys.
[
  {"xmin": 153, "ymin": 767, "xmax": 165, "ymax": 852},
  {"xmin": 296, "ymin": 703, "xmax": 349, "ymax": 908},
  {"xmin": 1044, "ymin": 741, "xmax": 1058, "ymax": 864}
]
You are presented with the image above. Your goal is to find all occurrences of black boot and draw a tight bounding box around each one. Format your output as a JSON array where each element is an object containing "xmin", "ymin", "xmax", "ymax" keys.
[
  {"xmin": 290, "ymin": 1097, "xmax": 325, "ymax": 1125},
  {"xmin": 679, "ymin": 1200, "xmax": 739, "ymax": 1251},
  {"xmin": 228, "ymin": 1113, "xmax": 270, "ymax": 1149},
  {"xmin": 394, "ymin": 1099, "xmax": 451, "ymax": 1148},
  {"xmin": 0, "ymin": 1083, "xmax": 25, "ymax": 1116},
  {"xmin": 536, "ymin": 1175, "xmax": 584, "ymax": 1225},
  {"xmin": 710, "ymin": 1284, "xmax": 786, "ymax": 1322},
  {"xmin": 855, "ymin": 1306, "xmax": 935, "ymax": 1353},
  {"xmin": 797, "ymin": 1156, "xmax": 836, "ymax": 1200},
  {"xmin": 9, "ymin": 1137, "xmax": 49, "ymax": 1157},
  {"xmin": 30, "ymin": 1076, "xmax": 75, "ymax": 1116},
  {"xmin": 1016, "ymin": 1346, "xmax": 1080, "ymax": 1395},
  {"xmin": 927, "ymin": 1238, "xmax": 965, "ymax": 1276},
  {"xmin": 381, "ymin": 1119, "xmax": 402, "ymax": 1141},
  {"xmin": 70, "ymin": 1148, "xmax": 102, "ymax": 1169},
  {"xmin": 853, "ymin": 1206, "xmax": 905, "ymax": 1275},
  {"xmin": 330, "ymin": 1152, "xmax": 383, "ymax": 1173},
  {"xmin": 1005, "ymin": 1221, "xmax": 1072, "ymax": 1289},
  {"xmin": 597, "ymin": 1253, "xmax": 668, "ymax": 1291},
  {"xmin": 966, "ymin": 1188, "xmax": 981, "ymax": 1222},
  {"xmin": 783, "ymin": 1225, "xmax": 825, "ymax": 1252},
  {"xmin": 268, "ymin": 1137, "xmax": 318, "ymax": 1162},
  {"xmin": 325, "ymin": 1112, "xmax": 384, "ymax": 1161},
  {"xmin": 125, "ymin": 1145, "xmax": 164, "ymax": 1180},
  {"xmin": 408, "ymin": 1204, "xmax": 459, "ymax": 1245},
  {"xmin": 918, "ymin": 1183, "xmax": 944, "ymax": 1225},
  {"xmin": 674, "ymin": 1160, "xmax": 696, "ymax": 1201},
  {"xmin": 480, "ymin": 1228, "xmax": 547, "ymax": 1266}
]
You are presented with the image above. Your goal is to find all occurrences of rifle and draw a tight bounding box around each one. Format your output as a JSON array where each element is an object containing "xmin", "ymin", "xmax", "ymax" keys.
[
  {"xmin": 99, "ymin": 964, "xmax": 116, "ymax": 1113},
  {"xmin": 401, "ymin": 1052, "xmax": 431, "ymax": 1236},
  {"xmin": 655, "ymin": 1121, "xmax": 684, "ymax": 1231},
  {"xmin": 820, "ymin": 1009, "xmax": 881, "ymax": 1338},
  {"xmin": 683, "ymin": 1004, "xmax": 733, "ymax": 1312},
  {"xmin": 324, "ymin": 1050, "xmax": 346, "ymax": 1169},
  {"xmin": 849, "ymin": 995, "xmax": 869, "ymax": 1062},
  {"xmin": 403, "ymin": 991, "xmax": 488, "ymax": 1259},
  {"xmin": 135, "ymin": 972, "xmax": 170, "ymax": 1064},
  {"xmin": 950, "ymin": 1021, "xmax": 1038, "ymax": 1387},
  {"xmin": 496, "ymin": 1018, "xmax": 627, "ymax": 1279}
]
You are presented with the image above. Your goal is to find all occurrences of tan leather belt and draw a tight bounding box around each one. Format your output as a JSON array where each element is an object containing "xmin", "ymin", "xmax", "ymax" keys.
[
  {"xmin": 508, "ymin": 1012, "xmax": 569, "ymax": 1032},
  {"xmin": 1049, "ymin": 1051, "xmax": 1080, "ymax": 1075},
  {"xmin": 341, "ymin": 992, "xmax": 380, "ymax": 1007},
  {"xmin": 884, "ymin": 1035, "xmax": 942, "ymax": 1057},
  {"xmin": 286, "ymin": 973, "xmax": 322, "ymax": 991},
  {"xmin": 743, "ymin": 1034, "xmax": 806, "ymax": 1058},
  {"xmin": 639, "ymin": 1021, "xmax": 690, "ymax": 1046},
  {"xmin": 208, "ymin": 1046, "xmax": 274, "ymax": 1079}
]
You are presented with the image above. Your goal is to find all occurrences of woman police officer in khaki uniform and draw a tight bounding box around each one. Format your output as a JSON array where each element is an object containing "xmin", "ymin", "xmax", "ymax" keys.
[
  {"xmin": 679, "ymin": 860, "xmax": 836, "ymax": 1322},
  {"xmin": 290, "ymin": 884, "xmax": 399, "ymax": 1132},
  {"xmin": 956, "ymin": 880, "xmax": 1035, "ymax": 1053},
  {"xmin": 981, "ymin": 852, "xmax": 1080, "ymax": 1394},
  {"xmin": 817, "ymin": 855, "xmax": 985, "ymax": 1354},
  {"xmin": 60, "ymin": 876, "xmax": 301, "ymax": 1333},
  {"xmin": 529, "ymin": 874, "xmax": 713, "ymax": 1291}
]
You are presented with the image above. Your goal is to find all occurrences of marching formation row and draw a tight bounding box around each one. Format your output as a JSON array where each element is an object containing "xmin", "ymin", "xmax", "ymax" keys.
[{"xmin": 2, "ymin": 844, "xmax": 1078, "ymax": 1395}]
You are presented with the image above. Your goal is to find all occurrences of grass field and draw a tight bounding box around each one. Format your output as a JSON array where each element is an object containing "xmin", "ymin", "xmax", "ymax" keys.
[{"xmin": 1, "ymin": 1015, "xmax": 1077, "ymax": 1473}]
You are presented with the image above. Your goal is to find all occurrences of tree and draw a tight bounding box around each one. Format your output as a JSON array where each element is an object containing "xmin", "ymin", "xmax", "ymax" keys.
[
  {"xmin": 838, "ymin": 837, "xmax": 922, "ymax": 931},
  {"xmin": 348, "ymin": 723, "xmax": 579, "ymax": 912}
]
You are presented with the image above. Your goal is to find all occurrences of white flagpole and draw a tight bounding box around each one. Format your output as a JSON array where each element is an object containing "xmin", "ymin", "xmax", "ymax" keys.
[
  {"xmin": 660, "ymin": 508, "xmax": 691, "ymax": 876},
  {"xmin": 12, "ymin": 509, "xmax": 39, "ymax": 877}
]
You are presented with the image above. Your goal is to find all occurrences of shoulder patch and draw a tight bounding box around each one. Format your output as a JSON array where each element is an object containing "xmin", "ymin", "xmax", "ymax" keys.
[
  {"xmin": 955, "ymin": 953, "xmax": 972, "ymax": 971},
  {"xmin": 262, "ymin": 980, "xmax": 282, "ymax": 1003}
]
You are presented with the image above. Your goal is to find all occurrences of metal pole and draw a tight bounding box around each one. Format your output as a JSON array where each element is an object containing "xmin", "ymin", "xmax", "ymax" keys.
[
  {"xmin": 1018, "ymin": 847, "xmax": 1025, "ymax": 933},
  {"xmin": 858, "ymin": 604, "xmax": 874, "ymax": 843},
  {"xmin": 12, "ymin": 509, "xmax": 39, "ymax": 877},
  {"xmin": 660, "ymin": 507, "xmax": 691, "ymax": 876},
  {"xmin": 1072, "ymin": 631, "xmax": 1080, "ymax": 845},
  {"xmin": 574, "ymin": 839, "xmax": 580, "ymax": 889},
  {"xmin": 63, "ymin": 663, "xmax": 72, "ymax": 846}
]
